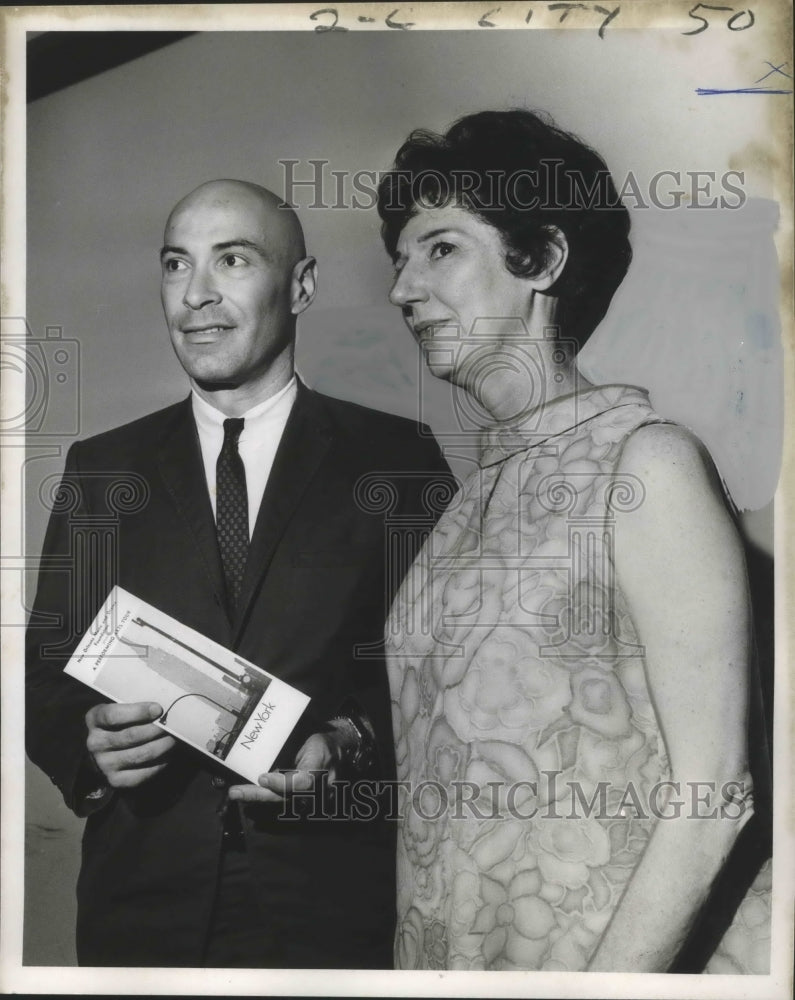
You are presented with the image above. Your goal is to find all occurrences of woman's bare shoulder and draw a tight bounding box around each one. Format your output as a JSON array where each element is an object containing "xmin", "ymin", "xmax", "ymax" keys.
[
  {"xmin": 618, "ymin": 420, "xmax": 714, "ymax": 472},
  {"xmin": 612, "ymin": 418, "xmax": 745, "ymax": 612},
  {"xmin": 615, "ymin": 421, "xmax": 729, "ymax": 511}
]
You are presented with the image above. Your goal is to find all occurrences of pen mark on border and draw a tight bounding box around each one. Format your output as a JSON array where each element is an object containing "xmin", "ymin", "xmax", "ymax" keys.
[{"xmin": 697, "ymin": 60, "xmax": 793, "ymax": 95}]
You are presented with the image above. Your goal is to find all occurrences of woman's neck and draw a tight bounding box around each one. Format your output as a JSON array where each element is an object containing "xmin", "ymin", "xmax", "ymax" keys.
[
  {"xmin": 466, "ymin": 294, "xmax": 594, "ymax": 424},
  {"xmin": 475, "ymin": 349, "xmax": 592, "ymax": 424}
]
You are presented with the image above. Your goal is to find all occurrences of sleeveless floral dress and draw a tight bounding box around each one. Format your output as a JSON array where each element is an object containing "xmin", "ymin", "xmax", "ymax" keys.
[{"xmin": 385, "ymin": 384, "xmax": 771, "ymax": 972}]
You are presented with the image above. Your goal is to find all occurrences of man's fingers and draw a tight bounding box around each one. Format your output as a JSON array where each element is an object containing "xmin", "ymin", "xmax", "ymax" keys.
[
  {"xmin": 227, "ymin": 783, "xmax": 285, "ymax": 804},
  {"xmin": 87, "ymin": 722, "xmax": 172, "ymax": 754},
  {"xmin": 87, "ymin": 701, "xmax": 163, "ymax": 730},
  {"xmin": 228, "ymin": 770, "xmax": 318, "ymax": 804},
  {"xmin": 121, "ymin": 733, "xmax": 176, "ymax": 765},
  {"xmin": 264, "ymin": 769, "xmax": 316, "ymax": 795},
  {"xmin": 293, "ymin": 746, "xmax": 327, "ymax": 773},
  {"xmin": 93, "ymin": 733, "xmax": 176, "ymax": 778}
]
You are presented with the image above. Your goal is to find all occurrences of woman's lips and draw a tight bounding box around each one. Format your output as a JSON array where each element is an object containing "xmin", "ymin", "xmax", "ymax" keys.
[{"xmin": 413, "ymin": 319, "xmax": 452, "ymax": 337}]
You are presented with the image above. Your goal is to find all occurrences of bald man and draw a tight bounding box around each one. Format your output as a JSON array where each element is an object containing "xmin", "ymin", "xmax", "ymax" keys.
[{"xmin": 26, "ymin": 180, "xmax": 451, "ymax": 968}]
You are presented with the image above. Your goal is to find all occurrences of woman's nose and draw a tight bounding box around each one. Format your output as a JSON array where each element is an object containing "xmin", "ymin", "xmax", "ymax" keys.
[{"xmin": 389, "ymin": 261, "xmax": 427, "ymax": 308}]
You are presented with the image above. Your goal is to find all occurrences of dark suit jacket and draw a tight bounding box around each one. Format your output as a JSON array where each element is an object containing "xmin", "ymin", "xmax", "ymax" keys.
[{"xmin": 26, "ymin": 382, "xmax": 453, "ymax": 967}]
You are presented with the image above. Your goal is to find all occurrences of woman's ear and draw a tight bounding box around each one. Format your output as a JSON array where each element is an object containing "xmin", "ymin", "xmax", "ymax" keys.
[{"xmin": 533, "ymin": 227, "xmax": 569, "ymax": 291}]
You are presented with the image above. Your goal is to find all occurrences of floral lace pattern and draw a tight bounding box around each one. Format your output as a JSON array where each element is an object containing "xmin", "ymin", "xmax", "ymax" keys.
[
  {"xmin": 386, "ymin": 384, "xmax": 771, "ymax": 972},
  {"xmin": 705, "ymin": 858, "xmax": 772, "ymax": 974}
]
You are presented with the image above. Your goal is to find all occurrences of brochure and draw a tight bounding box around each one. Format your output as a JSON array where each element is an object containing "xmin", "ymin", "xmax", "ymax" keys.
[{"xmin": 64, "ymin": 586, "xmax": 310, "ymax": 784}]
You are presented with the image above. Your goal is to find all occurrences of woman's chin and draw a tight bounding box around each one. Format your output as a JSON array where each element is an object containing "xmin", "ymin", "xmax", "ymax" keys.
[{"xmin": 425, "ymin": 360, "xmax": 456, "ymax": 383}]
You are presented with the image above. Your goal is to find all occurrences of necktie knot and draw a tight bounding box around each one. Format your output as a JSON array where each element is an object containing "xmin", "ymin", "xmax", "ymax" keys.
[{"xmin": 223, "ymin": 417, "xmax": 245, "ymax": 446}]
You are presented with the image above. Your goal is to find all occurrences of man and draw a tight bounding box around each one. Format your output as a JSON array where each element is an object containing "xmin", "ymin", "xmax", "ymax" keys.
[{"xmin": 25, "ymin": 180, "xmax": 451, "ymax": 968}]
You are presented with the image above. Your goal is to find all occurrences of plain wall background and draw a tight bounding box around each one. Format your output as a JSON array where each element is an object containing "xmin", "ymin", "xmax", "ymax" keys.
[{"xmin": 23, "ymin": 26, "xmax": 782, "ymax": 965}]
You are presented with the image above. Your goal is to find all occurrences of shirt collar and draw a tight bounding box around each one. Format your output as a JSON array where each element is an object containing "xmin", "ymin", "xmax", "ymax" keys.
[{"xmin": 191, "ymin": 376, "xmax": 297, "ymax": 437}]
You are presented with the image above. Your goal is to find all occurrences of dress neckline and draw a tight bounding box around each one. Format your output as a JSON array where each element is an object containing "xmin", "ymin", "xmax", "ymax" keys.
[{"xmin": 478, "ymin": 383, "xmax": 651, "ymax": 468}]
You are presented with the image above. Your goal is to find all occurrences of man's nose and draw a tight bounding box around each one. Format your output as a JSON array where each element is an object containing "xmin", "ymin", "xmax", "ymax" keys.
[
  {"xmin": 183, "ymin": 266, "xmax": 221, "ymax": 310},
  {"xmin": 389, "ymin": 262, "xmax": 427, "ymax": 308}
]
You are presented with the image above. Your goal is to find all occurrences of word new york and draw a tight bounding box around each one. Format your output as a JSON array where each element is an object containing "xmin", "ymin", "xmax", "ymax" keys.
[{"xmin": 239, "ymin": 704, "xmax": 277, "ymax": 749}]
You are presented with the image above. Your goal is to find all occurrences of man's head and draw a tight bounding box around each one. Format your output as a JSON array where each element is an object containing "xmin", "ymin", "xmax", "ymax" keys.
[{"xmin": 160, "ymin": 180, "xmax": 316, "ymax": 408}]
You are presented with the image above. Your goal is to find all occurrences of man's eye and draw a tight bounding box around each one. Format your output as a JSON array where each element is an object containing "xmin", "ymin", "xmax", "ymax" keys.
[
  {"xmin": 429, "ymin": 242, "xmax": 455, "ymax": 260},
  {"xmin": 163, "ymin": 258, "xmax": 186, "ymax": 273},
  {"xmin": 221, "ymin": 253, "xmax": 246, "ymax": 267}
]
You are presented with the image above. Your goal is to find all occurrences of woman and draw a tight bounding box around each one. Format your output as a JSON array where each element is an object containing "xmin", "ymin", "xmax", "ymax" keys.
[{"xmin": 377, "ymin": 110, "xmax": 771, "ymax": 972}]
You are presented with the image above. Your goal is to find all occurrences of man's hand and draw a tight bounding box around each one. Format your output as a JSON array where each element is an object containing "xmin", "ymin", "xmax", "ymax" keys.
[
  {"xmin": 227, "ymin": 730, "xmax": 346, "ymax": 804},
  {"xmin": 85, "ymin": 702, "xmax": 176, "ymax": 789}
]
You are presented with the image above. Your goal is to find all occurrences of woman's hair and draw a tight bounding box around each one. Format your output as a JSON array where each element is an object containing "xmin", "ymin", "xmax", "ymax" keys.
[{"xmin": 377, "ymin": 109, "xmax": 632, "ymax": 349}]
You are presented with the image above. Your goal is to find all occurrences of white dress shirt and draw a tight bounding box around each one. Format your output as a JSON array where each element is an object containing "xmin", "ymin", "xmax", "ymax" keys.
[{"xmin": 191, "ymin": 377, "xmax": 297, "ymax": 539}]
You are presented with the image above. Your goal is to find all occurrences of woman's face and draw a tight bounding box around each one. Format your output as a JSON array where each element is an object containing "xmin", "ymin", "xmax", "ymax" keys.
[{"xmin": 389, "ymin": 204, "xmax": 538, "ymax": 386}]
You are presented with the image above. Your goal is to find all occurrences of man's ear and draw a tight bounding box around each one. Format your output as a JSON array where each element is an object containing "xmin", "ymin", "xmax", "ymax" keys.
[
  {"xmin": 532, "ymin": 227, "xmax": 569, "ymax": 292},
  {"xmin": 291, "ymin": 256, "xmax": 318, "ymax": 315}
]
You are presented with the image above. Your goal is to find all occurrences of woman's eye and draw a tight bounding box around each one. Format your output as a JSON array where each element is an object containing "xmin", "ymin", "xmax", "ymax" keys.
[{"xmin": 430, "ymin": 242, "xmax": 455, "ymax": 260}]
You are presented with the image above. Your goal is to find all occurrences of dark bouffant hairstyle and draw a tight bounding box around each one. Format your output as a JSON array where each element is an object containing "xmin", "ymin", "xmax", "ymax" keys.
[{"xmin": 377, "ymin": 109, "xmax": 632, "ymax": 349}]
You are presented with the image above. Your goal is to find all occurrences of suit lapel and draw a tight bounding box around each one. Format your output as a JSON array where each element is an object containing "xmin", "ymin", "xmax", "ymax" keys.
[
  {"xmin": 155, "ymin": 397, "xmax": 227, "ymax": 609},
  {"xmin": 232, "ymin": 383, "xmax": 333, "ymax": 640}
]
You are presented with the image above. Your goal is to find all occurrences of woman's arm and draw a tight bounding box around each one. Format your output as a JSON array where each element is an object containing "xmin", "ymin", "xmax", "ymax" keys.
[{"xmin": 587, "ymin": 422, "xmax": 754, "ymax": 972}]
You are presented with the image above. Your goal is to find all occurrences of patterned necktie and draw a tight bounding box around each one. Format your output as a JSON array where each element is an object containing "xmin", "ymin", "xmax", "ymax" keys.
[{"xmin": 216, "ymin": 417, "xmax": 248, "ymax": 613}]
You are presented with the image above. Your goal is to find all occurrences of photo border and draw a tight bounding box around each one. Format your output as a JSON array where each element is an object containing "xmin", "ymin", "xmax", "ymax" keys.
[{"xmin": 2, "ymin": 3, "xmax": 792, "ymax": 996}]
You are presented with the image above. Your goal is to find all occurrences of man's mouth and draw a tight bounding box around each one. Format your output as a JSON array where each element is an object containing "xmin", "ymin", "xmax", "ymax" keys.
[{"xmin": 181, "ymin": 324, "xmax": 233, "ymax": 336}]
